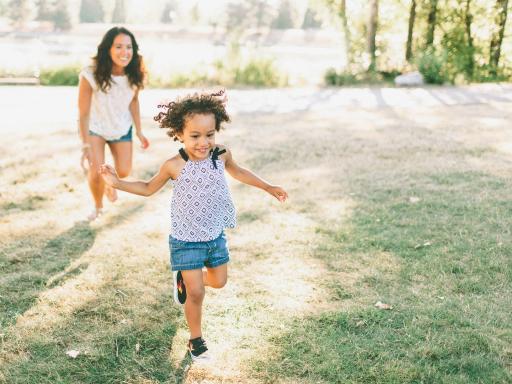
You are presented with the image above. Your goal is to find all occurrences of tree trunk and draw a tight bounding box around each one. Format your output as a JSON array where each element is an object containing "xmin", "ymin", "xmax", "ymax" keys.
[
  {"xmin": 425, "ymin": 0, "xmax": 438, "ymax": 48},
  {"xmin": 406, "ymin": 0, "xmax": 417, "ymax": 62},
  {"xmin": 489, "ymin": 0, "xmax": 509, "ymax": 75},
  {"xmin": 367, "ymin": 0, "xmax": 378, "ymax": 71},
  {"xmin": 339, "ymin": 0, "xmax": 352, "ymax": 66},
  {"xmin": 464, "ymin": 0, "xmax": 474, "ymax": 78}
]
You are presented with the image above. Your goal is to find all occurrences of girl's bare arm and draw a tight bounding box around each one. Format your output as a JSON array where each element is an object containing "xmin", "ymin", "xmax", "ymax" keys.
[
  {"xmin": 222, "ymin": 147, "xmax": 288, "ymax": 202},
  {"xmin": 101, "ymin": 158, "xmax": 180, "ymax": 196}
]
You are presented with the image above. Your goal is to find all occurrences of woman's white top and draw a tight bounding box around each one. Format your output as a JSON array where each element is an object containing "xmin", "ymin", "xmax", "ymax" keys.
[
  {"xmin": 170, "ymin": 151, "xmax": 236, "ymax": 242},
  {"xmin": 79, "ymin": 65, "xmax": 135, "ymax": 140}
]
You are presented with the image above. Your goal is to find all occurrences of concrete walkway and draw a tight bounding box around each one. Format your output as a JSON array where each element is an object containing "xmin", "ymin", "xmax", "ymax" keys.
[{"xmin": 2, "ymin": 84, "xmax": 511, "ymax": 135}]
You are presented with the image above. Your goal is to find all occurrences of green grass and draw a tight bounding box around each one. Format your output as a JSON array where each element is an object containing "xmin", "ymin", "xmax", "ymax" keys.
[
  {"xmin": 0, "ymin": 223, "xmax": 96, "ymax": 329},
  {"xmin": 253, "ymin": 170, "xmax": 512, "ymax": 383},
  {"xmin": 4, "ymin": 292, "xmax": 180, "ymax": 384},
  {"xmin": 1, "ymin": 89, "xmax": 511, "ymax": 383}
]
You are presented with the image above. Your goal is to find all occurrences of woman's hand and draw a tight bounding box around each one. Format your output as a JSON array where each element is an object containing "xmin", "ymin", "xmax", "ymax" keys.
[
  {"xmin": 136, "ymin": 131, "xmax": 150, "ymax": 149},
  {"xmin": 100, "ymin": 164, "xmax": 120, "ymax": 187},
  {"xmin": 80, "ymin": 146, "xmax": 91, "ymax": 175},
  {"xmin": 265, "ymin": 185, "xmax": 288, "ymax": 203}
]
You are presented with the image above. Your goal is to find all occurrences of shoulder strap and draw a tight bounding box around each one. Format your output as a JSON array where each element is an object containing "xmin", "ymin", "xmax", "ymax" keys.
[
  {"xmin": 210, "ymin": 147, "xmax": 227, "ymax": 169},
  {"xmin": 179, "ymin": 148, "xmax": 189, "ymax": 161}
]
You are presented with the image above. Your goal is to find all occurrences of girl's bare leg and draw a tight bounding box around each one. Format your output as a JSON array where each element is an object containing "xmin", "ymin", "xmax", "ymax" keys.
[
  {"xmin": 203, "ymin": 264, "xmax": 228, "ymax": 288},
  {"xmin": 181, "ymin": 269, "xmax": 205, "ymax": 339}
]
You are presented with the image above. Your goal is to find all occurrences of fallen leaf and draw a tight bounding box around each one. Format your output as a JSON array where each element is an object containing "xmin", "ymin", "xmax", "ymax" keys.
[
  {"xmin": 409, "ymin": 196, "xmax": 421, "ymax": 203},
  {"xmin": 374, "ymin": 301, "xmax": 393, "ymax": 310},
  {"xmin": 414, "ymin": 241, "xmax": 432, "ymax": 249},
  {"xmin": 66, "ymin": 350, "xmax": 80, "ymax": 358},
  {"xmin": 135, "ymin": 342, "xmax": 141, "ymax": 353}
]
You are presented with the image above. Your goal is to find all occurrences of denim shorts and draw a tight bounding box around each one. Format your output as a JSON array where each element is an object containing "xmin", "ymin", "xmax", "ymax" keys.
[
  {"xmin": 89, "ymin": 126, "xmax": 132, "ymax": 143},
  {"xmin": 169, "ymin": 231, "xmax": 230, "ymax": 271}
]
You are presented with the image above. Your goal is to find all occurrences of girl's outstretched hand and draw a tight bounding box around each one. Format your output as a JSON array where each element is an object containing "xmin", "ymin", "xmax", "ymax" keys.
[
  {"xmin": 136, "ymin": 131, "xmax": 150, "ymax": 149},
  {"xmin": 266, "ymin": 185, "xmax": 288, "ymax": 203},
  {"xmin": 100, "ymin": 164, "xmax": 119, "ymax": 187}
]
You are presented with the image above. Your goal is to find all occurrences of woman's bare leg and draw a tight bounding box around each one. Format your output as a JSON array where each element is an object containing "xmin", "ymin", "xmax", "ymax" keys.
[
  {"xmin": 107, "ymin": 141, "xmax": 133, "ymax": 202},
  {"xmin": 87, "ymin": 136, "xmax": 106, "ymax": 213}
]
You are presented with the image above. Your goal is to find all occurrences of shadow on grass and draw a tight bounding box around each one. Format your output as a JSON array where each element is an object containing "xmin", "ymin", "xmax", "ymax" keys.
[
  {"xmin": 252, "ymin": 171, "xmax": 512, "ymax": 383},
  {"xmin": 0, "ymin": 202, "xmax": 145, "ymax": 329},
  {"xmin": 2, "ymin": 283, "xmax": 182, "ymax": 384},
  {"xmin": 175, "ymin": 352, "xmax": 192, "ymax": 384}
]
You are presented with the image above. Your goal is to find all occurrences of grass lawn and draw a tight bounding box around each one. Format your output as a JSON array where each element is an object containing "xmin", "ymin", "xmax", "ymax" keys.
[{"xmin": 0, "ymin": 88, "xmax": 511, "ymax": 383}]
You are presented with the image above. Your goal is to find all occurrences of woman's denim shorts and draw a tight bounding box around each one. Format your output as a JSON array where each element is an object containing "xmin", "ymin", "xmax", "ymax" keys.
[
  {"xmin": 89, "ymin": 126, "xmax": 132, "ymax": 143},
  {"xmin": 169, "ymin": 231, "xmax": 230, "ymax": 271}
]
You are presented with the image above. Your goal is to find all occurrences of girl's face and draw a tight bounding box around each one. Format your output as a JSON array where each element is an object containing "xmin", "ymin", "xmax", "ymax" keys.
[
  {"xmin": 178, "ymin": 113, "xmax": 216, "ymax": 161},
  {"xmin": 109, "ymin": 33, "xmax": 133, "ymax": 72}
]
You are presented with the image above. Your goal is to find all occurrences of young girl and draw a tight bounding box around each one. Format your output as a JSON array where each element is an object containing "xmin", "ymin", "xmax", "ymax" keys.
[
  {"xmin": 100, "ymin": 92, "xmax": 288, "ymax": 362},
  {"xmin": 78, "ymin": 26, "xmax": 149, "ymax": 221}
]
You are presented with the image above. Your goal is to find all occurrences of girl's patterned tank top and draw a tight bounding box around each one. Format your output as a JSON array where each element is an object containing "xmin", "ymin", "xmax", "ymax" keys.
[{"xmin": 170, "ymin": 147, "xmax": 236, "ymax": 241}]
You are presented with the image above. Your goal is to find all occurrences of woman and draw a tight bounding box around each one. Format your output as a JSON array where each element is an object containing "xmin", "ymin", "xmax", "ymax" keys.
[{"xmin": 78, "ymin": 26, "xmax": 149, "ymax": 221}]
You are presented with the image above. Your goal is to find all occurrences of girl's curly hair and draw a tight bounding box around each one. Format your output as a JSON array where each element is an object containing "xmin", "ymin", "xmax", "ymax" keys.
[
  {"xmin": 93, "ymin": 27, "xmax": 146, "ymax": 92},
  {"xmin": 154, "ymin": 90, "xmax": 230, "ymax": 141}
]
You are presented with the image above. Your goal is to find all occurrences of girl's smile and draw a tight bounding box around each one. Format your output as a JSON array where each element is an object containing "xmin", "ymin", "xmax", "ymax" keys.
[{"xmin": 178, "ymin": 114, "xmax": 217, "ymax": 161}]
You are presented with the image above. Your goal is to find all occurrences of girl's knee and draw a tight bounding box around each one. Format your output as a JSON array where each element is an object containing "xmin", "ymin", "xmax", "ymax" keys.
[
  {"xmin": 187, "ymin": 286, "xmax": 205, "ymax": 302},
  {"xmin": 209, "ymin": 277, "xmax": 227, "ymax": 289}
]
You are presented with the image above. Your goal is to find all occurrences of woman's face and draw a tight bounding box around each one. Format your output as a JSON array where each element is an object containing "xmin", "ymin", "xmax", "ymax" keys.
[{"xmin": 109, "ymin": 33, "xmax": 133, "ymax": 71}]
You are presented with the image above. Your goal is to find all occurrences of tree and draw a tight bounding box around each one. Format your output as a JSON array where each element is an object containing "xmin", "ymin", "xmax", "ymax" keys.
[
  {"xmin": 161, "ymin": 1, "xmax": 177, "ymax": 23},
  {"xmin": 79, "ymin": 0, "xmax": 104, "ymax": 23},
  {"xmin": 226, "ymin": 0, "xmax": 275, "ymax": 33},
  {"xmin": 36, "ymin": 0, "xmax": 53, "ymax": 21},
  {"xmin": 272, "ymin": 0, "xmax": 295, "ymax": 29},
  {"xmin": 301, "ymin": 7, "xmax": 322, "ymax": 29},
  {"xmin": 339, "ymin": 0, "xmax": 351, "ymax": 66},
  {"xmin": 489, "ymin": 0, "xmax": 509, "ymax": 75},
  {"xmin": 405, "ymin": 0, "xmax": 417, "ymax": 62},
  {"xmin": 8, "ymin": 0, "xmax": 30, "ymax": 29},
  {"xmin": 367, "ymin": 0, "xmax": 379, "ymax": 71},
  {"xmin": 52, "ymin": 0, "xmax": 71, "ymax": 30},
  {"xmin": 425, "ymin": 0, "xmax": 438, "ymax": 47},
  {"xmin": 112, "ymin": 0, "xmax": 126, "ymax": 23},
  {"xmin": 464, "ymin": 0, "xmax": 474, "ymax": 77}
]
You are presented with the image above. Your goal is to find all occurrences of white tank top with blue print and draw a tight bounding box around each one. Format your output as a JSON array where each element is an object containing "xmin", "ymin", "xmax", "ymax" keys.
[{"xmin": 170, "ymin": 148, "xmax": 236, "ymax": 242}]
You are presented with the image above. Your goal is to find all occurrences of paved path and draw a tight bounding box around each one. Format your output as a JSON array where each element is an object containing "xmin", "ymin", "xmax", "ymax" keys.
[{"xmin": 2, "ymin": 84, "xmax": 511, "ymax": 135}]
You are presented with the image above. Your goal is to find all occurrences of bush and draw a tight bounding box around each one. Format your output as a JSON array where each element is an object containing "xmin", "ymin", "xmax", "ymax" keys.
[
  {"xmin": 417, "ymin": 48, "xmax": 448, "ymax": 85},
  {"xmin": 324, "ymin": 69, "xmax": 357, "ymax": 86},
  {"xmin": 148, "ymin": 58, "xmax": 286, "ymax": 88},
  {"xmin": 324, "ymin": 68, "xmax": 399, "ymax": 86},
  {"xmin": 39, "ymin": 66, "xmax": 80, "ymax": 86},
  {"xmin": 234, "ymin": 59, "xmax": 282, "ymax": 87}
]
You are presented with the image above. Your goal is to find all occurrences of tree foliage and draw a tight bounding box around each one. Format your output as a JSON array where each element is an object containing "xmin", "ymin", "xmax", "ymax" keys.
[
  {"xmin": 112, "ymin": 0, "xmax": 126, "ymax": 23},
  {"xmin": 322, "ymin": 0, "xmax": 511, "ymax": 84},
  {"xmin": 79, "ymin": 0, "xmax": 104, "ymax": 23}
]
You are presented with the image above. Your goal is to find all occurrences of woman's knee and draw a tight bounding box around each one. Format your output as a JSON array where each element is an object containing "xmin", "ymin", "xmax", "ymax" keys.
[
  {"xmin": 116, "ymin": 166, "xmax": 131, "ymax": 178},
  {"xmin": 88, "ymin": 166, "xmax": 102, "ymax": 183}
]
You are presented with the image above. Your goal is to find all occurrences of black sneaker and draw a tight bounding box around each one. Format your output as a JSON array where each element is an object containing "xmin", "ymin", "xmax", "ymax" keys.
[
  {"xmin": 188, "ymin": 337, "xmax": 210, "ymax": 362},
  {"xmin": 173, "ymin": 271, "xmax": 186, "ymax": 305}
]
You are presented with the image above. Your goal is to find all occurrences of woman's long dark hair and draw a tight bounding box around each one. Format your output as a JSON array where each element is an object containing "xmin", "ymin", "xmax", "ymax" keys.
[{"xmin": 93, "ymin": 27, "xmax": 145, "ymax": 92}]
